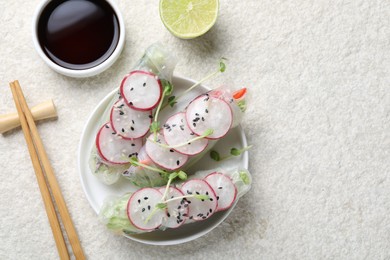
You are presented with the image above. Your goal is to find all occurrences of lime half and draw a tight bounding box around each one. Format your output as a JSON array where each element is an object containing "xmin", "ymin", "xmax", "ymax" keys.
[{"xmin": 159, "ymin": 0, "xmax": 219, "ymax": 39}]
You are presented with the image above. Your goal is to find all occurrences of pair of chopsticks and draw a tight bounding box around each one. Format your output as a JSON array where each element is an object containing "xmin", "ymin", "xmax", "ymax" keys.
[{"xmin": 9, "ymin": 81, "xmax": 85, "ymax": 260}]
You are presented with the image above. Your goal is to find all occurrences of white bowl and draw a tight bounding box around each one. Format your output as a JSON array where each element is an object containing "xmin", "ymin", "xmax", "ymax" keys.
[
  {"xmin": 32, "ymin": 0, "xmax": 125, "ymax": 78},
  {"xmin": 78, "ymin": 75, "xmax": 249, "ymax": 245}
]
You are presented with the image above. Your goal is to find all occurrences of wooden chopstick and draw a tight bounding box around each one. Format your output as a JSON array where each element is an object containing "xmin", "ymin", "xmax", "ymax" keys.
[{"xmin": 10, "ymin": 81, "xmax": 85, "ymax": 260}]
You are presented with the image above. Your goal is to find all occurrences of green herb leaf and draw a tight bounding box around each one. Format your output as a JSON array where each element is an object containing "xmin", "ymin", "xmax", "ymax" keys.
[
  {"xmin": 169, "ymin": 172, "xmax": 178, "ymax": 180},
  {"xmin": 168, "ymin": 96, "xmax": 175, "ymax": 102},
  {"xmin": 239, "ymin": 171, "xmax": 251, "ymax": 185},
  {"xmin": 178, "ymin": 171, "xmax": 187, "ymax": 180},
  {"xmin": 150, "ymin": 121, "xmax": 160, "ymax": 133},
  {"xmin": 210, "ymin": 150, "xmax": 220, "ymax": 161},
  {"xmin": 219, "ymin": 59, "xmax": 226, "ymax": 73},
  {"xmin": 230, "ymin": 148, "xmax": 241, "ymax": 156},
  {"xmin": 161, "ymin": 80, "xmax": 173, "ymax": 96}
]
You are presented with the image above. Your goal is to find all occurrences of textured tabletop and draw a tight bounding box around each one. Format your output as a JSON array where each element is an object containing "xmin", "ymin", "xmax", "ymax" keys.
[{"xmin": 0, "ymin": 0, "xmax": 389, "ymax": 259}]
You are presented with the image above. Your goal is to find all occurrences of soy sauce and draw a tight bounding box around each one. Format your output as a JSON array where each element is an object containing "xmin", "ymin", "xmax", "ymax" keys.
[{"xmin": 37, "ymin": 0, "xmax": 119, "ymax": 70}]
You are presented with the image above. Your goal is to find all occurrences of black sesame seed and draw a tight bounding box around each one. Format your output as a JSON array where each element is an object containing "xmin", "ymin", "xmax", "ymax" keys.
[
  {"xmin": 195, "ymin": 113, "xmax": 199, "ymax": 116},
  {"xmin": 121, "ymin": 128, "xmax": 125, "ymax": 133},
  {"xmin": 167, "ymin": 213, "xmax": 171, "ymax": 217},
  {"xmin": 180, "ymin": 125, "xmax": 184, "ymax": 131},
  {"xmin": 196, "ymin": 192, "xmax": 200, "ymax": 195},
  {"xmin": 143, "ymin": 82, "xmax": 146, "ymax": 87},
  {"xmin": 119, "ymin": 111, "xmax": 124, "ymax": 115},
  {"xmin": 105, "ymin": 125, "xmax": 109, "ymax": 128},
  {"xmin": 131, "ymin": 126, "xmax": 135, "ymax": 131},
  {"xmin": 206, "ymin": 191, "xmax": 209, "ymax": 195},
  {"xmin": 193, "ymin": 123, "xmax": 196, "ymax": 127},
  {"xmin": 144, "ymin": 197, "xmax": 148, "ymax": 200},
  {"xmin": 131, "ymin": 143, "xmax": 135, "ymax": 147},
  {"xmin": 217, "ymin": 196, "xmax": 220, "ymax": 200},
  {"xmin": 177, "ymin": 216, "xmax": 180, "ymax": 220},
  {"xmin": 142, "ymin": 208, "xmax": 145, "ymax": 212},
  {"xmin": 201, "ymin": 199, "xmax": 205, "ymax": 202},
  {"xmin": 138, "ymin": 199, "xmax": 141, "ymax": 204},
  {"xmin": 130, "ymin": 87, "xmax": 134, "ymax": 91},
  {"xmin": 209, "ymin": 208, "xmax": 212, "ymax": 213},
  {"xmin": 132, "ymin": 120, "xmax": 135, "ymax": 124},
  {"xmin": 202, "ymin": 216, "xmax": 207, "ymax": 219},
  {"xmin": 210, "ymin": 198, "xmax": 214, "ymax": 201},
  {"xmin": 218, "ymin": 187, "xmax": 223, "ymax": 189},
  {"xmin": 149, "ymin": 115, "xmax": 153, "ymax": 119},
  {"xmin": 177, "ymin": 220, "xmax": 180, "ymax": 224},
  {"xmin": 178, "ymin": 205, "xmax": 181, "ymax": 209},
  {"xmin": 176, "ymin": 160, "xmax": 180, "ymax": 165},
  {"xmin": 189, "ymin": 216, "xmax": 193, "ymax": 219},
  {"xmin": 170, "ymin": 149, "xmax": 174, "ymax": 152},
  {"xmin": 207, "ymin": 212, "xmax": 209, "ymax": 216},
  {"xmin": 205, "ymin": 109, "xmax": 209, "ymax": 113},
  {"xmin": 129, "ymin": 102, "xmax": 133, "ymax": 105},
  {"xmin": 148, "ymin": 205, "xmax": 151, "ymax": 210},
  {"xmin": 201, "ymin": 117, "xmax": 205, "ymax": 121}
]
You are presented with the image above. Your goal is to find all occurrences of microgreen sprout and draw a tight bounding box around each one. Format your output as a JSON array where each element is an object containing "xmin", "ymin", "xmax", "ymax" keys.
[
  {"xmin": 129, "ymin": 157, "xmax": 168, "ymax": 175},
  {"xmin": 210, "ymin": 145, "xmax": 253, "ymax": 161},
  {"xmin": 151, "ymin": 80, "xmax": 173, "ymax": 140},
  {"xmin": 163, "ymin": 194, "xmax": 210, "ymax": 204},
  {"xmin": 151, "ymin": 129, "xmax": 214, "ymax": 149},
  {"xmin": 166, "ymin": 58, "xmax": 227, "ymax": 108},
  {"xmin": 239, "ymin": 171, "xmax": 251, "ymax": 185},
  {"xmin": 160, "ymin": 171, "xmax": 187, "ymax": 202}
]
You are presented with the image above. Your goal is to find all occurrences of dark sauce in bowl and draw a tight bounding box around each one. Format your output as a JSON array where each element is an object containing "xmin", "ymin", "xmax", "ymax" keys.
[{"xmin": 37, "ymin": 0, "xmax": 120, "ymax": 70}]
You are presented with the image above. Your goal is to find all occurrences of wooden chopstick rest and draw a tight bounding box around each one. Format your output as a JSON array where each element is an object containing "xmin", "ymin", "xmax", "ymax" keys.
[{"xmin": 0, "ymin": 99, "xmax": 57, "ymax": 134}]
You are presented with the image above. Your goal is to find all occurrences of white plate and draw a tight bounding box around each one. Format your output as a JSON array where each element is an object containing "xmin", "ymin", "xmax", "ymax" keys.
[{"xmin": 78, "ymin": 75, "xmax": 249, "ymax": 245}]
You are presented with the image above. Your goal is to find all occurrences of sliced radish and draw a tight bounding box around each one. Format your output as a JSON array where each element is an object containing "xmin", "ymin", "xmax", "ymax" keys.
[
  {"xmin": 95, "ymin": 122, "xmax": 142, "ymax": 164},
  {"xmin": 180, "ymin": 179, "xmax": 218, "ymax": 222},
  {"xmin": 186, "ymin": 94, "xmax": 233, "ymax": 140},
  {"xmin": 120, "ymin": 70, "xmax": 162, "ymax": 111},
  {"xmin": 158, "ymin": 187, "xmax": 188, "ymax": 228},
  {"xmin": 110, "ymin": 99, "xmax": 152, "ymax": 139},
  {"xmin": 127, "ymin": 188, "xmax": 164, "ymax": 231},
  {"xmin": 145, "ymin": 133, "xmax": 188, "ymax": 171},
  {"xmin": 163, "ymin": 112, "xmax": 208, "ymax": 156},
  {"xmin": 204, "ymin": 172, "xmax": 237, "ymax": 212}
]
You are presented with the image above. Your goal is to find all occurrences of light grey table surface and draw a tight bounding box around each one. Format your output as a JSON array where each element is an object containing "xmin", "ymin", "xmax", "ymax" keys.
[{"xmin": 0, "ymin": 0, "xmax": 389, "ymax": 259}]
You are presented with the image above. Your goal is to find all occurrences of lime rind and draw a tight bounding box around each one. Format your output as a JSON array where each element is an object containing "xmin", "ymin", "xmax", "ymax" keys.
[{"xmin": 159, "ymin": 0, "xmax": 219, "ymax": 39}]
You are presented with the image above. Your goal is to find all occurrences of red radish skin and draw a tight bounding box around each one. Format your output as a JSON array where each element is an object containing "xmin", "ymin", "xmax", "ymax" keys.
[
  {"xmin": 185, "ymin": 94, "xmax": 233, "ymax": 140},
  {"xmin": 204, "ymin": 172, "xmax": 237, "ymax": 212},
  {"xmin": 120, "ymin": 70, "xmax": 162, "ymax": 111},
  {"xmin": 110, "ymin": 99, "xmax": 152, "ymax": 139},
  {"xmin": 158, "ymin": 187, "xmax": 188, "ymax": 228},
  {"xmin": 95, "ymin": 123, "xmax": 142, "ymax": 165},
  {"xmin": 163, "ymin": 112, "xmax": 208, "ymax": 156},
  {"xmin": 180, "ymin": 179, "xmax": 218, "ymax": 222},
  {"xmin": 127, "ymin": 188, "xmax": 164, "ymax": 231}
]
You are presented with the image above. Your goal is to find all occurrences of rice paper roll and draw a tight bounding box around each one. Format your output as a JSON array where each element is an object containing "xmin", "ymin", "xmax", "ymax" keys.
[
  {"xmin": 99, "ymin": 167, "xmax": 252, "ymax": 235},
  {"xmin": 89, "ymin": 43, "xmax": 178, "ymax": 184}
]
